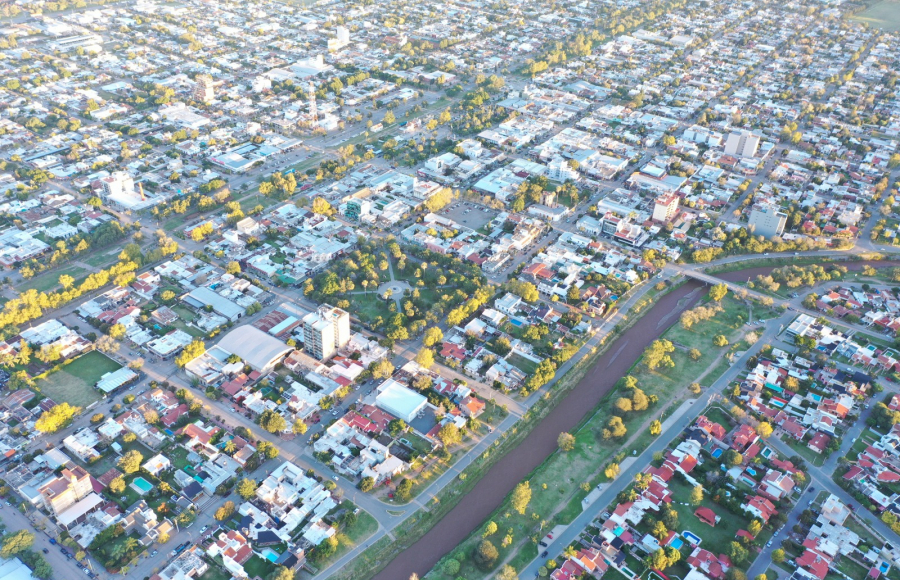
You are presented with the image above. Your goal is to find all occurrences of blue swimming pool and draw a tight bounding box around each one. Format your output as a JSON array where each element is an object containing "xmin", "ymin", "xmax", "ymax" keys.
[
  {"xmin": 810, "ymin": 393, "xmax": 823, "ymax": 402},
  {"xmin": 669, "ymin": 537, "xmax": 684, "ymax": 549},
  {"xmin": 132, "ymin": 477, "xmax": 153, "ymax": 494},
  {"xmin": 262, "ymin": 548, "xmax": 280, "ymax": 563},
  {"xmin": 509, "ymin": 318, "xmax": 524, "ymax": 327},
  {"xmin": 711, "ymin": 448, "xmax": 723, "ymax": 459},
  {"xmin": 683, "ymin": 531, "xmax": 701, "ymax": 545},
  {"xmin": 746, "ymin": 467, "xmax": 757, "ymax": 476},
  {"xmin": 770, "ymin": 399, "xmax": 786, "ymax": 408}
]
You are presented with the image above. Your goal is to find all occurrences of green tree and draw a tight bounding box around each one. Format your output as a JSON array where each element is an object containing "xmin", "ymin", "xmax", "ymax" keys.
[
  {"xmin": 266, "ymin": 566, "xmax": 295, "ymax": 580},
  {"xmin": 483, "ymin": 521, "xmax": 498, "ymax": 537},
  {"xmin": 118, "ymin": 450, "xmax": 143, "ymax": 474},
  {"xmin": 395, "ymin": 478, "xmax": 413, "ymax": 501},
  {"xmin": 511, "ymin": 481, "xmax": 531, "ymax": 515},
  {"xmin": 358, "ymin": 477, "xmax": 375, "ymax": 492},
  {"xmin": 713, "ymin": 334, "xmax": 728, "ymax": 347},
  {"xmin": 175, "ymin": 339, "xmax": 205, "ymax": 367},
  {"xmin": 292, "ymin": 419, "xmax": 308, "ymax": 435},
  {"xmin": 709, "ymin": 283, "xmax": 728, "ymax": 302},
  {"xmin": 474, "ymin": 539, "xmax": 498, "ymax": 569},
  {"xmin": 772, "ymin": 548, "xmax": 785, "ymax": 563},
  {"xmin": 0, "ymin": 530, "xmax": 34, "ymax": 558},
  {"xmin": 643, "ymin": 339, "xmax": 676, "ymax": 370},
  {"xmin": 414, "ymin": 348, "xmax": 435, "ymax": 369},
  {"xmin": 258, "ymin": 409, "xmax": 287, "ymax": 433},
  {"xmin": 497, "ymin": 565, "xmax": 518, "ymax": 580},
  {"xmin": 215, "ymin": 501, "xmax": 235, "ymax": 521},
  {"xmin": 109, "ymin": 476, "xmax": 126, "ymax": 494},
  {"xmin": 35, "ymin": 402, "xmax": 80, "ymax": 433},
  {"xmin": 557, "ymin": 432, "xmax": 575, "ymax": 451},
  {"xmin": 690, "ymin": 485, "xmax": 704, "ymax": 506},
  {"xmin": 438, "ymin": 423, "xmax": 462, "ymax": 447},
  {"xmin": 237, "ymin": 478, "xmax": 258, "ymax": 499},
  {"xmin": 422, "ymin": 327, "xmax": 444, "ymax": 347}
]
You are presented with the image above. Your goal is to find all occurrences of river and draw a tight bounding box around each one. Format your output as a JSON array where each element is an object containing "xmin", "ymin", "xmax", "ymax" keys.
[{"xmin": 370, "ymin": 259, "xmax": 898, "ymax": 580}]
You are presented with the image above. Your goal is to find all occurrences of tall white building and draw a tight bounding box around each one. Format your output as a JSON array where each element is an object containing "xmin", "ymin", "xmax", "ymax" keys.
[
  {"xmin": 724, "ymin": 131, "xmax": 761, "ymax": 158},
  {"xmin": 193, "ymin": 74, "xmax": 214, "ymax": 103},
  {"xmin": 748, "ymin": 204, "xmax": 787, "ymax": 238},
  {"xmin": 652, "ymin": 192, "xmax": 680, "ymax": 222},
  {"xmin": 302, "ymin": 304, "xmax": 351, "ymax": 360},
  {"xmin": 100, "ymin": 171, "xmax": 135, "ymax": 199},
  {"xmin": 328, "ymin": 26, "xmax": 350, "ymax": 51}
]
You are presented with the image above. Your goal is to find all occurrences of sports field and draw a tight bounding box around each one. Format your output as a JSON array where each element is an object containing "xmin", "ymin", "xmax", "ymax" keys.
[
  {"xmin": 36, "ymin": 350, "xmax": 122, "ymax": 407},
  {"xmin": 852, "ymin": 1, "xmax": 900, "ymax": 31}
]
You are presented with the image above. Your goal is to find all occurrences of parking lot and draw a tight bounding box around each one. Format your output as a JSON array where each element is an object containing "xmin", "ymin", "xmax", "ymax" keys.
[{"xmin": 438, "ymin": 201, "xmax": 498, "ymax": 230}]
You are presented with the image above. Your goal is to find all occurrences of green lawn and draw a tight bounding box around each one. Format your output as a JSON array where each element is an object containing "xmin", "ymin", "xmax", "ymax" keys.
[
  {"xmin": 780, "ymin": 435, "xmax": 826, "ymax": 467},
  {"xmin": 851, "ymin": 0, "xmax": 900, "ymax": 31},
  {"xmin": 347, "ymin": 293, "xmax": 394, "ymax": 324},
  {"xmin": 666, "ymin": 477, "xmax": 752, "ymax": 558},
  {"xmin": 20, "ymin": 265, "xmax": 87, "ymax": 293},
  {"xmin": 243, "ymin": 555, "xmax": 276, "ymax": 579},
  {"xmin": 506, "ymin": 353, "xmax": 540, "ymax": 375},
  {"xmin": 83, "ymin": 251, "xmax": 119, "ymax": 268},
  {"xmin": 197, "ymin": 566, "xmax": 233, "ymax": 580},
  {"xmin": 663, "ymin": 295, "xmax": 755, "ymax": 346},
  {"xmin": 36, "ymin": 351, "xmax": 122, "ymax": 407}
]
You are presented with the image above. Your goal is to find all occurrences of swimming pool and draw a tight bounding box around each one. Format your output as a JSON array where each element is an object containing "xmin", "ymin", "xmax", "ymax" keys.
[
  {"xmin": 770, "ymin": 398, "xmax": 786, "ymax": 408},
  {"xmin": 711, "ymin": 448, "xmax": 724, "ymax": 459},
  {"xmin": 509, "ymin": 318, "xmax": 524, "ymax": 327},
  {"xmin": 746, "ymin": 467, "xmax": 757, "ymax": 476},
  {"xmin": 262, "ymin": 548, "xmax": 280, "ymax": 563},
  {"xmin": 765, "ymin": 382, "xmax": 783, "ymax": 393},
  {"xmin": 810, "ymin": 393, "xmax": 823, "ymax": 402},
  {"xmin": 682, "ymin": 531, "xmax": 701, "ymax": 545},
  {"xmin": 669, "ymin": 537, "xmax": 684, "ymax": 550},
  {"xmin": 741, "ymin": 476, "xmax": 756, "ymax": 487},
  {"xmin": 132, "ymin": 477, "xmax": 153, "ymax": 494}
]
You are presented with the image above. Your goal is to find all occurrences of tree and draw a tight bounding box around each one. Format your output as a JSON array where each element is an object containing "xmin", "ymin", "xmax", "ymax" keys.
[
  {"xmin": 292, "ymin": 419, "xmax": 308, "ymax": 435},
  {"xmin": 757, "ymin": 422, "xmax": 773, "ymax": 438},
  {"xmin": 237, "ymin": 478, "xmax": 258, "ymax": 499},
  {"xmin": 689, "ymin": 348, "xmax": 702, "ymax": 361},
  {"xmin": 729, "ymin": 541, "xmax": 749, "ymax": 564},
  {"xmin": 772, "ymin": 548, "xmax": 786, "ymax": 564},
  {"xmin": 602, "ymin": 416, "xmax": 627, "ymax": 439},
  {"xmin": 604, "ymin": 463, "xmax": 620, "ymax": 479},
  {"xmin": 226, "ymin": 261, "xmax": 241, "ymax": 275},
  {"xmin": 370, "ymin": 359, "xmax": 394, "ymax": 379},
  {"xmin": 690, "ymin": 485, "xmax": 704, "ymax": 506},
  {"xmin": 474, "ymin": 540, "xmax": 498, "ymax": 569},
  {"xmin": 258, "ymin": 409, "xmax": 287, "ymax": 433},
  {"xmin": 689, "ymin": 382, "xmax": 702, "ymax": 395},
  {"xmin": 747, "ymin": 519, "xmax": 762, "ymax": 537},
  {"xmin": 441, "ymin": 558, "xmax": 461, "ymax": 576},
  {"xmin": 557, "ymin": 432, "xmax": 575, "ymax": 452},
  {"xmin": 388, "ymin": 419, "xmax": 408, "ymax": 437},
  {"xmin": 257, "ymin": 441, "xmax": 279, "ymax": 460},
  {"xmin": 497, "ymin": 565, "xmax": 518, "ymax": 580},
  {"xmin": 713, "ymin": 334, "xmax": 728, "ymax": 347},
  {"xmin": 649, "ymin": 420, "xmax": 662, "ymax": 435},
  {"xmin": 414, "ymin": 348, "xmax": 435, "ymax": 369},
  {"xmin": 35, "ymin": 402, "xmax": 80, "ymax": 433},
  {"xmin": 438, "ymin": 423, "xmax": 462, "ymax": 447},
  {"xmin": 383, "ymin": 110, "xmax": 396, "ymax": 125},
  {"xmin": 511, "ymin": 481, "xmax": 531, "ymax": 515},
  {"xmin": 643, "ymin": 339, "xmax": 676, "ymax": 370},
  {"xmin": 483, "ymin": 521, "xmax": 498, "ymax": 537},
  {"xmin": 566, "ymin": 284, "xmax": 580, "ymax": 303},
  {"xmin": 175, "ymin": 339, "xmax": 205, "ymax": 367},
  {"xmin": 267, "ymin": 566, "xmax": 295, "ymax": 580},
  {"xmin": 311, "ymin": 197, "xmax": 334, "ymax": 216},
  {"xmin": 109, "ymin": 476, "xmax": 126, "ymax": 494},
  {"xmin": 118, "ymin": 450, "xmax": 143, "ymax": 474},
  {"xmin": 215, "ymin": 501, "xmax": 235, "ymax": 521},
  {"xmin": 359, "ymin": 477, "xmax": 375, "ymax": 492},
  {"xmin": 423, "ymin": 327, "xmax": 444, "ymax": 347},
  {"xmin": 709, "ymin": 283, "xmax": 728, "ymax": 302},
  {"xmin": 395, "ymin": 478, "xmax": 413, "ymax": 501},
  {"xmin": 0, "ymin": 530, "xmax": 34, "ymax": 558}
]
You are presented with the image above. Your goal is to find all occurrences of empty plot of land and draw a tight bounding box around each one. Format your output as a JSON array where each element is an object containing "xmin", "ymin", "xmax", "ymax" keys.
[
  {"xmin": 852, "ymin": 1, "xmax": 900, "ymax": 31},
  {"xmin": 36, "ymin": 351, "xmax": 122, "ymax": 407}
]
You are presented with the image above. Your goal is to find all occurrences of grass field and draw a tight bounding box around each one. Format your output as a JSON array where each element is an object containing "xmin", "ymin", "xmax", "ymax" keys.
[
  {"xmin": 197, "ymin": 567, "xmax": 233, "ymax": 580},
  {"xmin": 666, "ymin": 477, "xmax": 752, "ymax": 557},
  {"xmin": 506, "ymin": 353, "xmax": 540, "ymax": 375},
  {"xmin": 20, "ymin": 265, "xmax": 87, "ymax": 293},
  {"xmin": 851, "ymin": 1, "xmax": 900, "ymax": 31},
  {"xmin": 36, "ymin": 350, "xmax": 122, "ymax": 407},
  {"xmin": 83, "ymin": 250, "xmax": 120, "ymax": 268}
]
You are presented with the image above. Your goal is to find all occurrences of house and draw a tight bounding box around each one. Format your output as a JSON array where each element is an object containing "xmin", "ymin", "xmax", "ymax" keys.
[
  {"xmin": 743, "ymin": 495, "xmax": 777, "ymax": 523},
  {"xmin": 694, "ymin": 506, "xmax": 720, "ymax": 527},
  {"xmin": 808, "ymin": 432, "xmax": 832, "ymax": 454},
  {"xmin": 687, "ymin": 547, "xmax": 731, "ymax": 579},
  {"xmin": 207, "ymin": 530, "xmax": 253, "ymax": 579},
  {"xmin": 460, "ymin": 396, "xmax": 485, "ymax": 418},
  {"xmin": 142, "ymin": 454, "xmax": 172, "ymax": 477},
  {"xmin": 760, "ymin": 469, "xmax": 795, "ymax": 501}
]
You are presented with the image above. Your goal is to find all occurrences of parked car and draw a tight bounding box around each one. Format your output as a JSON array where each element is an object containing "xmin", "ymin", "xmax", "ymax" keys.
[
  {"xmin": 42, "ymin": 549, "xmax": 48, "ymax": 554},
  {"xmin": 541, "ymin": 551, "xmax": 549, "ymax": 558}
]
